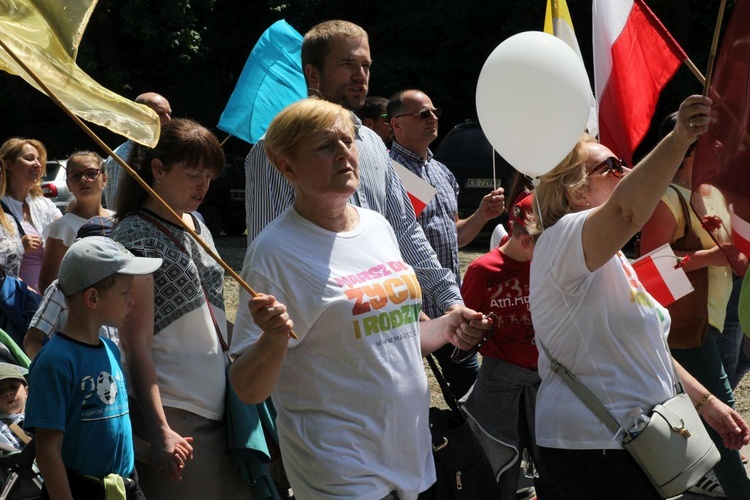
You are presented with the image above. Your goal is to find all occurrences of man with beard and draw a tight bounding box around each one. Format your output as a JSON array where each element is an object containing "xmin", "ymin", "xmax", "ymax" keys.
[{"xmin": 235, "ymin": 20, "xmax": 465, "ymax": 359}]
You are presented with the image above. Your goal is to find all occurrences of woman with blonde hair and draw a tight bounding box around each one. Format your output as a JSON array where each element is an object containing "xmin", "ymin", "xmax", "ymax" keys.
[
  {"xmin": 38, "ymin": 151, "xmax": 112, "ymax": 292},
  {"xmin": 0, "ymin": 161, "xmax": 23, "ymax": 277},
  {"xmin": 528, "ymin": 95, "xmax": 750, "ymax": 499},
  {"xmin": 0, "ymin": 138, "xmax": 61, "ymax": 291},
  {"xmin": 229, "ymin": 98, "xmax": 489, "ymax": 499}
]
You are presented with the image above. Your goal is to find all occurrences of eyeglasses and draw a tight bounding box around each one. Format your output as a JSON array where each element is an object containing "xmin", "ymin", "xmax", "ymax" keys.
[
  {"xmin": 394, "ymin": 108, "xmax": 442, "ymax": 120},
  {"xmin": 589, "ymin": 157, "xmax": 626, "ymax": 178},
  {"xmin": 67, "ymin": 168, "xmax": 104, "ymax": 182}
]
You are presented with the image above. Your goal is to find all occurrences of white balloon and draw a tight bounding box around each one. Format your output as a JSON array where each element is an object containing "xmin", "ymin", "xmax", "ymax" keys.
[{"xmin": 476, "ymin": 32, "xmax": 592, "ymax": 178}]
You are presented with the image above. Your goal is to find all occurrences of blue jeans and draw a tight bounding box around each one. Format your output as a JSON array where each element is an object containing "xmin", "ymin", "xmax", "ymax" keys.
[
  {"xmin": 672, "ymin": 330, "xmax": 750, "ymax": 499},
  {"xmin": 714, "ymin": 274, "xmax": 750, "ymax": 389}
]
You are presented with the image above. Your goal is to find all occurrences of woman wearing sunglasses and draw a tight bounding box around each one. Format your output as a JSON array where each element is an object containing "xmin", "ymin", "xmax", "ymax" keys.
[
  {"xmin": 639, "ymin": 112, "xmax": 750, "ymax": 497},
  {"xmin": 526, "ymin": 95, "xmax": 750, "ymax": 499},
  {"xmin": 38, "ymin": 151, "xmax": 113, "ymax": 293},
  {"xmin": 0, "ymin": 138, "xmax": 62, "ymax": 292}
]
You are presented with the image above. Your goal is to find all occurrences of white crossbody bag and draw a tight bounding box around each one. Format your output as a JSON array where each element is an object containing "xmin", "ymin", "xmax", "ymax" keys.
[{"xmin": 538, "ymin": 340, "xmax": 720, "ymax": 499}]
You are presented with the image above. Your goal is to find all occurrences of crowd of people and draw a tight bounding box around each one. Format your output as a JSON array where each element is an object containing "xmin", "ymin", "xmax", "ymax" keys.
[{"xmin": 0, "ymin": 16, "xmax": 749, "ymax": 500}]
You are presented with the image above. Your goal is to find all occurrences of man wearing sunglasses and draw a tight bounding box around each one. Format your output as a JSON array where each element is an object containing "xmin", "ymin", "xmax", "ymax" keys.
[{"xmin": 388, "ymin": 89, "xmax": 505, "ymax": 398}]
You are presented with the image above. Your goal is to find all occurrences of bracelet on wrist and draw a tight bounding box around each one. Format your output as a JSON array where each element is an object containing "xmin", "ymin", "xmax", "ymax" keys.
[{"xmin": 695, "ymin": 392, "xmax": 712, "ymax": 414}]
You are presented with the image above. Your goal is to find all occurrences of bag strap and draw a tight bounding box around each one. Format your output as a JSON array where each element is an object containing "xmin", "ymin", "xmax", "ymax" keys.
[
  {"xmin": 425, "ymin": 354, "xmax": 461, "ymax": 413},
  {"xmin": 0, "ymin": 200, "xmax": 25, "ymax": 237},
  {"xmin": 538, "ymin": 338, "xmax": 685, "ymax": 440},
  {"xmin": 134, "ymin": 211, "xmax": 229, "ymax": 353},
  {"xmin": 669, "ymin": 185, "xmax": 700, "ymax": 237},
  {"xmin": 537, "ymin": 341, "xmax": 624, "ymax": 436}
]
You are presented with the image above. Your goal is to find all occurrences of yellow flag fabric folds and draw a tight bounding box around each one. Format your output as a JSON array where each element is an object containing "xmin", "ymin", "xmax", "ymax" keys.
[
  {"xmin": 544, "ymin": 0, "xmax": 598, "ymax": 137},
  {"xmin": 0, "ymin": 0, "xmax": 159, "ymax": 146}
]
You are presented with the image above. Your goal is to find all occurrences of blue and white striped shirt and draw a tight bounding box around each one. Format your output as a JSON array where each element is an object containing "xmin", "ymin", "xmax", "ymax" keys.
[
  {"xmin": 243, "ymin": 113, "xmax": 462, "ymax": 313},
  {"xmin": 390, "ymin": 142, "xmax": 460, "ymax": 319}
]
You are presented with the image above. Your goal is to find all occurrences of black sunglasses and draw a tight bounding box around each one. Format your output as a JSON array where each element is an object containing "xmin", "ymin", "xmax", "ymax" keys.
[
  {"xmin": 394, "ymin": 108, "xmax": 442, "ymax": 120},
  {"xmin": 589, "ymin": 157, "xmax": 626, "ymax": 178},
  {"xmin": 67, "ymin": 168, "xmax": 104, "ymax": 182}
]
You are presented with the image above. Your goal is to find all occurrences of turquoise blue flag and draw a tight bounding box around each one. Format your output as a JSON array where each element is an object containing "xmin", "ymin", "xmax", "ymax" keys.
[{"xmin": 218, "ymin": 20, "xmax": 306, "ymax": 144}]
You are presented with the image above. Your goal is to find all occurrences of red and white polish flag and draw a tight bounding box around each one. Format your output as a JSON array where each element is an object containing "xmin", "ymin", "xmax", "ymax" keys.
[
  {"xmin": 391, "ymin": 160, "xmax": 436, "ymax": 217},
  {"xmin": 729, "ymin": 204, "xmax": 750, "ymax": 258},
  {"xmin": 632, "ymin": 243, "xmax": 693, "ymax": 307},
  {"xmin": 593, "ymin": 0, "xmax": 686, "ymax": 166}
]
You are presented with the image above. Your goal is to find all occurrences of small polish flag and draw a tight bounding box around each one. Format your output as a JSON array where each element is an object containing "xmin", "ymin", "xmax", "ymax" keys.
[
  {"xmin": 729, "ymin": 204, "xmax": 750, "ymax": 258},
  {"xmin": 632, "ymin": 243, "xmax": 693, "ymax": 307},
  {"xmin": 391, "ymin": 160, "xmax": 436, "ymax": 217}
]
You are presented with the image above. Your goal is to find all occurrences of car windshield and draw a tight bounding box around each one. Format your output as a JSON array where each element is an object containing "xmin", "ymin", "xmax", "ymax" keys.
[{"xmin": 43, "ymin": 161, "xmax": 63, "ymax": 182}]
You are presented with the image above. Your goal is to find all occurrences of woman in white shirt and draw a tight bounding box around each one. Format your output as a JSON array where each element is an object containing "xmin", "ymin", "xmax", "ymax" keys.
[
  {"xmin": 38, "ymin": 151, "xmax": 113, "ymax": 292},
  {"xmin": 0, "ymin": 138, "xmax": 61, "ymax": 291},
  {"xmin": 528, "ymin": 95, "xmax": 749, "ymax": 499}
]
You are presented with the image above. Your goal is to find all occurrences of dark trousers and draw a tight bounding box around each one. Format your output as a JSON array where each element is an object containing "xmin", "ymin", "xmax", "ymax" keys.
[
  {"xmin": 431, "ymin": 343, "xmax": 479, "ymax": 400},
  {"xmin": 41, "ymin": 468, "xmax": 145, "ymax": 500},
  {"xmin": 538, "ymin": 447, "xmax": 660, "ymax": 500}
]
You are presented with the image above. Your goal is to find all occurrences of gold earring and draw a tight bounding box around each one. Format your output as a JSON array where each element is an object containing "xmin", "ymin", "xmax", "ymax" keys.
[{"xmin": 586, "ymin": 201, "xmax": 590, "ymax": 207}]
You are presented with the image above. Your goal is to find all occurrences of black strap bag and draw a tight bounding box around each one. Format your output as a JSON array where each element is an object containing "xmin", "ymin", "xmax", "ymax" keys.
[{"xmin": 419, "ymin": 355, "xmax": 500, "ymax": 499}]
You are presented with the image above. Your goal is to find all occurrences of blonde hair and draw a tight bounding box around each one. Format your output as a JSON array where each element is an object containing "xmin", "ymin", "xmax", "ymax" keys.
[
  {"xmin": 0, "ymin": 165, "xmax": 14, "ymax": 235},
  {"xmin": 0, "ymin": 138, "xmax": 48, "ymax": 198},
  {"xmin": 264, "ymin": 98, "xmax": 354, "ymax": 169},
  {"xmin": 528, "ymin": 134, "xmax": 596, "ymax": 235}
]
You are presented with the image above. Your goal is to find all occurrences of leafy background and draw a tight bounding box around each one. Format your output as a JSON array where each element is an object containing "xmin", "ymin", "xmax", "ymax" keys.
[{"xmin": 0, "ymin": 0, "xmax": 731, "ymax": 163}]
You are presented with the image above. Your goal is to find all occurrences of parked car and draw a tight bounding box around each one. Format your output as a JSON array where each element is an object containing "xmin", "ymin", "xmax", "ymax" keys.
[
  {"xmin": 434, "ymin": 120, "xmax": 516, "ymax": 232},
  {"xmin": 41, "ymin": 159, "xmax": 72, "ymax": 212},
  {"xmin": 198, "ymin": 155, "xmax": 247, "ymax": 237}
]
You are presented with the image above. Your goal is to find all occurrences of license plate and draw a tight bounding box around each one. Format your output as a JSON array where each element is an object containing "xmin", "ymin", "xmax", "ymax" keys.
[
  {"xmin": 230, "ymin": 189, "xmax": 245, "ymax": 201},
  {"xmin": 465, "ymin": 178, "xmax": 497, "ymax": 188}
]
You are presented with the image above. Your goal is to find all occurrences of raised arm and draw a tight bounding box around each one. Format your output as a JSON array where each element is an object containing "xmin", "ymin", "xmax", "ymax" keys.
[
  {"xmin": 456, "ymin": 187, "xmax": 505, "ymax": 248},
  {"xmin": 581, "ymin": 95, "xmax": 711, "ymax": 271}
]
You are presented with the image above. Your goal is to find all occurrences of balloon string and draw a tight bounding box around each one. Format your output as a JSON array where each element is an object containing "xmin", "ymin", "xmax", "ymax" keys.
[
  {"xmin": 492, "ymin": 148, "xmax": 497, "ymax": 189},
  {"xmin": 531, "ymin": 176, "xmax": 545, "ymax": 232}
]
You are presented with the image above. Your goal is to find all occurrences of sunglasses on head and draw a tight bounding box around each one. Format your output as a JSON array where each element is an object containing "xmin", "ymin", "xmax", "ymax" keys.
[
  {"xmin": 395, "ymin": 107, "xmax": 442, "ymax": 120},
  {"xmin": 589, "ymin": 157, "xmax": 626, "ymax": 178},
  {"xmin": 67, "ymin": 168, "xmax": 104, "ymax": 182}
]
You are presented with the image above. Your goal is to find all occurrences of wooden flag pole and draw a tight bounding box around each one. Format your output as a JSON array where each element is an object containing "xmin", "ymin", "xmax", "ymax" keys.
[
  {"xmin": 0, "ymin": 37, "xmax": 298, "ymax": 339},
  {"xmin": 703, "ymin": 0, "xmax": 728, "ymax": 96},
  {"xmin": 683, "ymin": 57, "xmax": 706, "ymax": 86}
]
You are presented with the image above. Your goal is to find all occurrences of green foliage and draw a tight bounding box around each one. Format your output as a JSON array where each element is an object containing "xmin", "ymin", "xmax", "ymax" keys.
[{"xmin": 0, "ymin": 0, "xmax": 729, "ymax": 159}]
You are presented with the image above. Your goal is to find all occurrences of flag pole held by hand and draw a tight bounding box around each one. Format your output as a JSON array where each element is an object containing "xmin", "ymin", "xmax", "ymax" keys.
[
  {"xmin": 0, "ymin": 38, "xmax": 298, "ymax": 340},
  {"xmin": 703, "ymin": 0, "xmax": 728, "ymax": 96}
]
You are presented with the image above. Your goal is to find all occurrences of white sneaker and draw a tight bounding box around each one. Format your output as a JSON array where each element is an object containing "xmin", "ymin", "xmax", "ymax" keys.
[{"xmin": 688, "ymin": 471, "xmax": 726, "ymax": 498}]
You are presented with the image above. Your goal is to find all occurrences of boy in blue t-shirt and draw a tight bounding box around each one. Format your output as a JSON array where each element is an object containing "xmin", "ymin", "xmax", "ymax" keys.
[{"xmin": 25, "ymin": 236, "xmax": 164, "ymax": 499}]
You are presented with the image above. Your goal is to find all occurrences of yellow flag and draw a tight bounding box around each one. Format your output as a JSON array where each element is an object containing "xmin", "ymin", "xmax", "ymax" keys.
[
  {"xmin": 544, "ymin": 0, "xmax": 598, "ymax": 137},
  {"xmin": 0, "ymin": 0, "xmax": 159, "ymax": 146}
]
